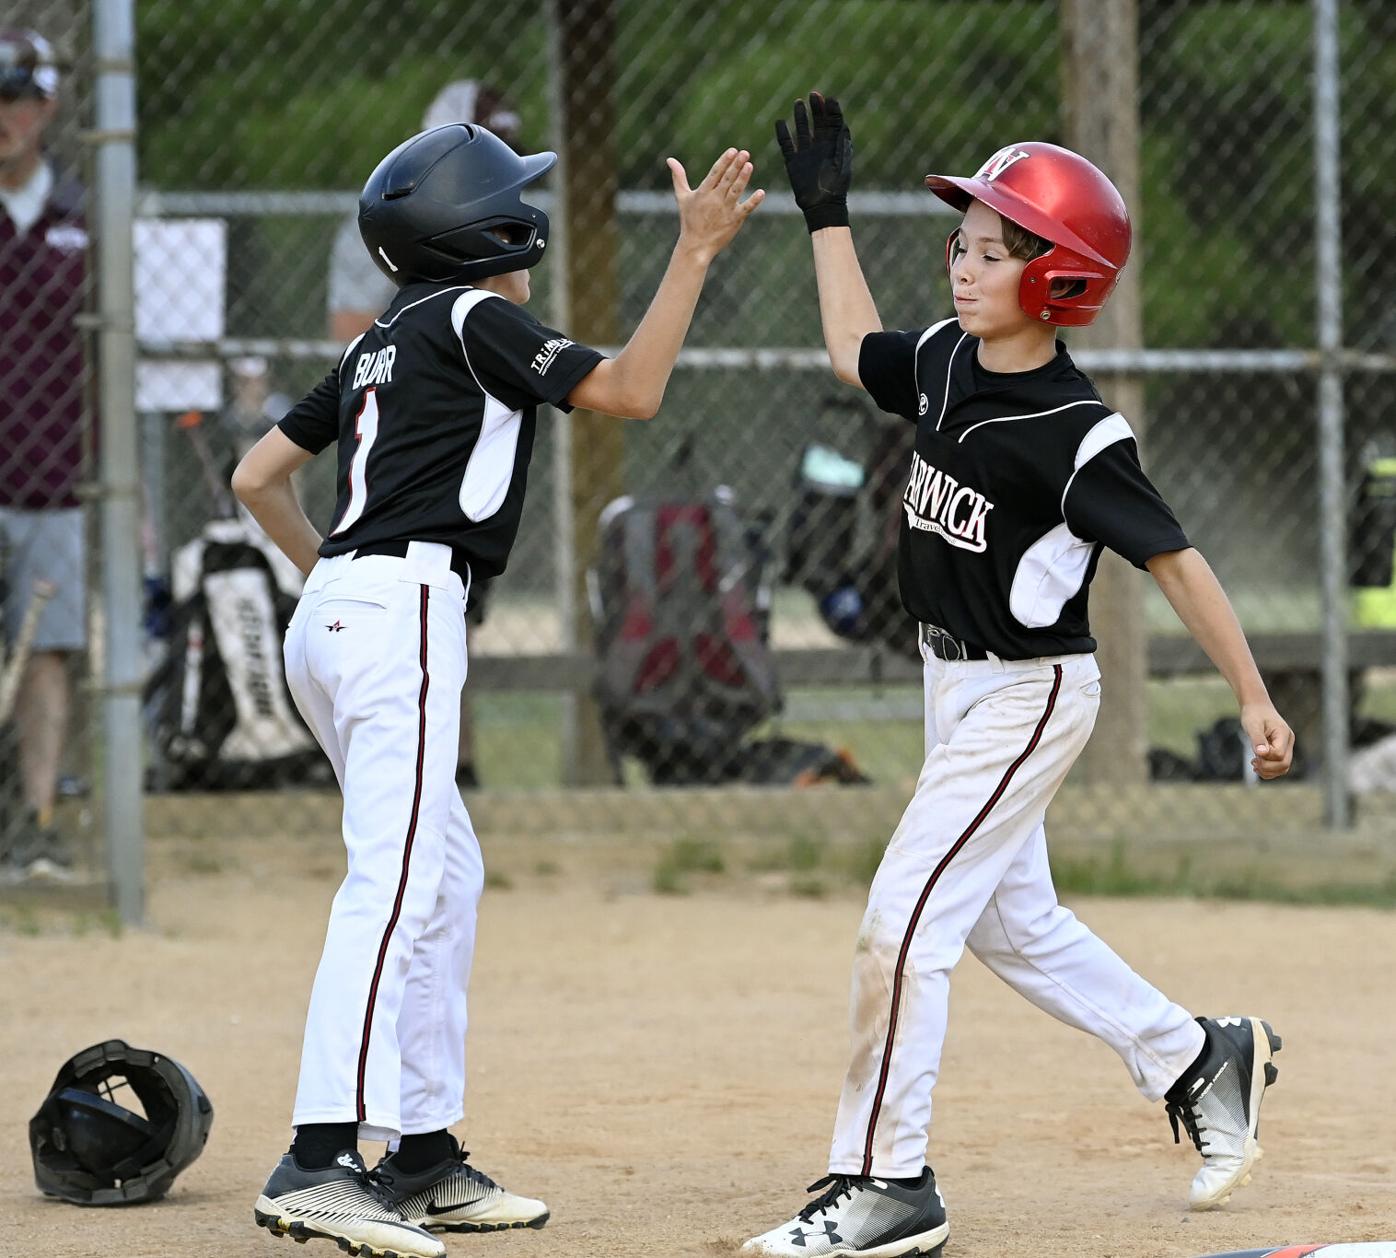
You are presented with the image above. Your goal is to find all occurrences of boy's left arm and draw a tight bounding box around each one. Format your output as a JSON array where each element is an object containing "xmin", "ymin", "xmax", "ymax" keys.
[{"xmin": 1146, "ymin": 547, "xmax": 1294, "ymax": 779}]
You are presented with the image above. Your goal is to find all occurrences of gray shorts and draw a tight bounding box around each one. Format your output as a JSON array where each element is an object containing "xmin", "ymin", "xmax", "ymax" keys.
[{"xmin": 0, "ymin": 507, "xmax": 87, "ymax": 652}]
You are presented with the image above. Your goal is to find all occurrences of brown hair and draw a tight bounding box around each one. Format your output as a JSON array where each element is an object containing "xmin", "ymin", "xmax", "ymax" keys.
[{"xmin": 999, "ymin": 214, "xmax": 1053, "ymax": 261}]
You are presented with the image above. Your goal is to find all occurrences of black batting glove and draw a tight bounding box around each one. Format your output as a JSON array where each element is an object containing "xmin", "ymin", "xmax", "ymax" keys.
[{"xmin": 775, "ymin": 91, "xmax": 853, "ymax": 233}]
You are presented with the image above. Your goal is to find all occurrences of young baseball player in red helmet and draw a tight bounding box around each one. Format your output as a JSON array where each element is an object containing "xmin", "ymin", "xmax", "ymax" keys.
[{"xmin": 742, "ymin": 94, "xmax": 1293, "ymax": 1258}]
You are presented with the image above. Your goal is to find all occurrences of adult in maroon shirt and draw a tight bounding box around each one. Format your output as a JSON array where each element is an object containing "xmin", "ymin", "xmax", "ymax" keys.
[{"xmin": 0, "ymin": 29, "xmax": 84, "ymax": 882}]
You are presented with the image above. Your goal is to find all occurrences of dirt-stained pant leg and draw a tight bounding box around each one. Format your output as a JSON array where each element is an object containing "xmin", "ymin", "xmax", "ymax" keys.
[
  {"xmin": 827, "ymin": 652, "xmax": 1099, "ymax": 1178},
  {"xmin": 965, "ymin": 824, "xmax": 1204, "ymax": 1102}
]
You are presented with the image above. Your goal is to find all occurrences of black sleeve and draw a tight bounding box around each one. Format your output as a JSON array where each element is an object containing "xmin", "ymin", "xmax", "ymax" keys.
[
  {"xmin": 1063, "ymin": 438, "xmax": 1191, "ymax": 569},
  {"xmin": 459, "ymin": 297, "xmax": 605, "ymax": 413},
  {"xmin": 276, "ymin": 371, "xmax": 340, "ymax": 455},
  {"xmin": 857, "ymin": 329, "xmax": 925, "ymax": 421}
]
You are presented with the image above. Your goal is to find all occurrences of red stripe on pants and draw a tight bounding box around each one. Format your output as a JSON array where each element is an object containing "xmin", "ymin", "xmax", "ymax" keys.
[{"xmin": 860, "ymin": 664, "xmax": 1063, "ymax": 1175}]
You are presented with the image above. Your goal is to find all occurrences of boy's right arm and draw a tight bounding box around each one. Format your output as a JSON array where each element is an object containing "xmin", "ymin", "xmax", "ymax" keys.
[
  {"xmin": 566, "ymin": 147, "xmax": 764, "ymax": 419},
  {"xmin": 810, "ymin": 228, "xmax": 882, "ymax": 387},
  {"xmin": 776, "ymin": 93, "xmax": 882, "ymax": 388}
]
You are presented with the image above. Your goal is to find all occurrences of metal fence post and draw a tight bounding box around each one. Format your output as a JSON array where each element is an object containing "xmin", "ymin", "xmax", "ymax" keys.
[
  {"xmin": 92, "ymin": 0, "xmax": 145, "ymax": 921},
  {"xmin": 1313, "ymin": 0, "xmax": 1350, "ymax": 828}
]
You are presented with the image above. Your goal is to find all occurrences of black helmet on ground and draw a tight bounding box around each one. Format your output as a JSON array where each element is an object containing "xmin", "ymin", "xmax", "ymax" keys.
[
  {"xmin": 29, "ymin": 1039, "xmax": 214, "ymax": 1205},
  {"xmin": 358, "ymin": 123, "xmax": 555, "ymax": 287}
]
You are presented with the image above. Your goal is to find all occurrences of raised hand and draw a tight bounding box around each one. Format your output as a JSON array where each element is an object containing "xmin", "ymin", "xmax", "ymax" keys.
[
  {"xmin": 775, "ymin": 91, "xmax": 853, "ymax": 232},
  {"xmin": 666, "ymin": 147, "xmax": 765, "ymax": 264}
]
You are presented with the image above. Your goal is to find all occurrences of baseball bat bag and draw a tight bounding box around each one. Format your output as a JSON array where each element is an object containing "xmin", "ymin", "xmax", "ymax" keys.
[
  {"xmin": 143, "ymin": 518, "xmax": 328, "ymax": 790},
  {"xmin": 590, "ymin": 487, "xmax": 868, "ymax": 787}
]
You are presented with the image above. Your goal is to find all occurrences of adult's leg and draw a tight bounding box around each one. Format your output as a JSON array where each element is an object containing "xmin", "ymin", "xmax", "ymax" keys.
[
  {"xmin": 8, "ymin": 507, "xmax": 85, "ymax": 825},
  {"xmin": 17, "ymin": 651, "xmax": 69, "ymax": 819}
]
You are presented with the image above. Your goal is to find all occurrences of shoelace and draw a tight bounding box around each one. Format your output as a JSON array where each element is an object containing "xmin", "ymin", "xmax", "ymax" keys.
[
  {"xmin": 371, "ymin": 1142, "xmax": 502, "ymax": 1200},
  {"xmin": 453, "ymin": 1150, "xmax": 501, "ymax": 1193},
  {"xmin": 1165, "ymin": 1093, "xmax": 1205, "ymax": 1152},
  {"xmin": 359, "ymin": 1164, "xmax": 400, "ymax": 1207},
  {"xmin": 798, "ymin": 1175, "xmax": 862, "ymax": 1222}
]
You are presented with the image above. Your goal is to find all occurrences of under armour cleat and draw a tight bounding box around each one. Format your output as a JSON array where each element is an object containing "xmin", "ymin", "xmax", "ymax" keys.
[
  {"xmin": 743, "ymin": 1166, "xmax": 949, "ymax": 1256},
  {"xmin": 253, "ymin": 1148, "xmax": 445, "ymax": 1258},
  {"xmin": 373, "ymin": 1135, "xmax": 549, "ymax": 1233},
  {"xmin": 1165, "ymin": 1015, "xmax": 1282, "ymax": 1210}
]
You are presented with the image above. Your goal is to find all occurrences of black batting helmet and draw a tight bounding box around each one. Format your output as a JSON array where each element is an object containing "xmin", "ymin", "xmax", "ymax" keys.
[
  {"xmin": 29, "ymin": 1039, "xmax": 214, "ymax": 1206},
  {"xmin": 358, "ymin": 123, "xmax": 554, "ymax": 287}
]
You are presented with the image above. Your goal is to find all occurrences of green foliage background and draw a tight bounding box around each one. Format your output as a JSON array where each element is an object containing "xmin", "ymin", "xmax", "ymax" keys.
[
  {"xmin": 132, "ymin": 1, "xmax": 1395, "ymax": 603},
  {"xmin": 135, "ymin": 0, "xmax": 1394, "ymax": 352}
]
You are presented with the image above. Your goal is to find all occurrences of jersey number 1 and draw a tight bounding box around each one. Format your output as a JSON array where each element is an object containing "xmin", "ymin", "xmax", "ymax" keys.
[{"xmin": 329, "ymin": 388, "xmax": 379, "ymax": 536}]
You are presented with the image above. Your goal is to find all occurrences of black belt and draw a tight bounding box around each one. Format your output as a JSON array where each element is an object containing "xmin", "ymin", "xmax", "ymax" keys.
[
  {"xmin": 353, "ymin": 540, "xmax": 472, "ymax": 584},
  {"xmin": 920, "ymin": 622, "xmax": 990, "ymax": 661}
]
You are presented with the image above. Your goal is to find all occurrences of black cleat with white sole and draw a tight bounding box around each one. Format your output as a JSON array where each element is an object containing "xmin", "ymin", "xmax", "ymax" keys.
[
  {"xmin": 253, "ymin": 1148, "xmax": 445, "ymax": 1258},
  {"xmin": 373, "ymin": 1135, "xmax": 549, "ymax": 1233},
  {"xmin": 743, "ymin": 1166, "xmax": 949, "ymax": 1257},
  {"xmin": 1165, "ymin": 1015, "xmax": 1282, "ymax": 1210}
]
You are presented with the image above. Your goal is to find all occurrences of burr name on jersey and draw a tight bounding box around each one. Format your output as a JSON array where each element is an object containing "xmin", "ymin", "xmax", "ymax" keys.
[
  {"xmin": 903, "ymin": 450, "xmax": 994, "ymax": 553},
  {"xmin": 351, "ymin": 345, "xmax": 397, "ymax": 390}
]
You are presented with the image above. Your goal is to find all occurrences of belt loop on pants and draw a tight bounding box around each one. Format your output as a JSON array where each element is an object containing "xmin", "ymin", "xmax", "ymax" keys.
[{"xmin": 920, "ymin": 622, "xmax": 990, "ymax": 662}]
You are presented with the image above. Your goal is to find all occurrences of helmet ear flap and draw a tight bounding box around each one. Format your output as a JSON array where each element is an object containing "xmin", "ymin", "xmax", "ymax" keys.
[
  {"xmin": 1018, "ymin": 246, "xmax": 1118, "ymax": 327},
  {"xmin": 1018, "ymin": 251, "xmax": 1054, "ymax": 321},
  {"xmin": 943, "ymin": 228, "xmax": 959, "ymax": 274}
]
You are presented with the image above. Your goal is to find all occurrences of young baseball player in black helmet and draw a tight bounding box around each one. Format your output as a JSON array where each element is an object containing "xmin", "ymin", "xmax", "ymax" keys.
[
  {"xmin": 741, "ymin": 94, "xmax": 1293, "ymax": 1258},
  {"xmin": 233, "ymin": 123, "xmax": 763, "ymax": 1258}
]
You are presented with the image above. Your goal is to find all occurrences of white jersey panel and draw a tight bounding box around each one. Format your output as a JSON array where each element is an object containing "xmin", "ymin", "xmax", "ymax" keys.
[
  {"xmin": 458, "ymin": 392, "xmax": 522, "ymax": 522},
  {"xmin": 1068, "ymin": 411, "xmax": 1134, "ymax": 479},
  {"xmin": 1009, "ymin": 521, "xmax": 1096, "ymax": 629},
  {"xmin": 450, "ymin": 289, "xmax": 523, "ymax": 523},
  {"xmin": 1007, "ymin": 412, "xmax": 1136, "ymax": 630}
]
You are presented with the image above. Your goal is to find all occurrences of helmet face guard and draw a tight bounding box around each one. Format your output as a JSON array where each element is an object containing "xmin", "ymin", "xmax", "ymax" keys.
[
  {"xmin": 927, "ymin": 143, "xmax": 1131, "ymax": 328},
  {"xmin": 417, "ymin": 209, "xmax": 549, "ymax": 283},
  {"xmin": 29, "ymin": 1040, "xmax": 214, "ymax": 1205},
  {"xmin": 359, "ymin": 123, "xmax": 555, "ymax": 287}
]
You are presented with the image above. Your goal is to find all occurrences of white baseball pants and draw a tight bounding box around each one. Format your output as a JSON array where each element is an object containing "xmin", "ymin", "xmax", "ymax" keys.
[
  {"xmin": 828, "ymin": 648, "xmax": 1205, "ymax": 1178},
  {"xmin": 282, "ymin": 543, "xmax": 484, "ymax": 1142}
]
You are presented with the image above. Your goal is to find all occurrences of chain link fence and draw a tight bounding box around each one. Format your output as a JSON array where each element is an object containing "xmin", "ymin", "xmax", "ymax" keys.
[{"xmin": 3, "ymin": 0, "xmax": 1394, "ymax": 910}]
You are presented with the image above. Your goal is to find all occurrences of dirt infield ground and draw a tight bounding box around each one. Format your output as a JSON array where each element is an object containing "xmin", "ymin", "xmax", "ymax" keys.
[{"xmin": 3, "ymin": 829, "xmax": 1395, "ymax": 1258}]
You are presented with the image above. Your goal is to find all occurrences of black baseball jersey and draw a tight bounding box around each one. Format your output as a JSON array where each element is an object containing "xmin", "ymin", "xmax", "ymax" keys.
[
  {"xmin": 278, "ymin": 283, "xmax": 604, "ymax": 580},
  {"xmin": 859, "ymin": 318, "xmax": 1189, "ymax": 659}
]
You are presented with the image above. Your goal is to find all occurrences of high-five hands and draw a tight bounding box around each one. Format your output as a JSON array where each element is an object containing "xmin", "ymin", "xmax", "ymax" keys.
[
  {"xmin": 667, "ymin": 148, "xmax": 765, "ymax": 264},
  {"xmin": 775, "ymin": 92, "xmax": 853, "ymax": 233}
]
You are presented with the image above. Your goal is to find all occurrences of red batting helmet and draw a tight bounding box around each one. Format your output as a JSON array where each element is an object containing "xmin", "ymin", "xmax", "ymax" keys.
[{"xmin": 925, "ymin": 142, "xmax": 1131, "ymax": 327}]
